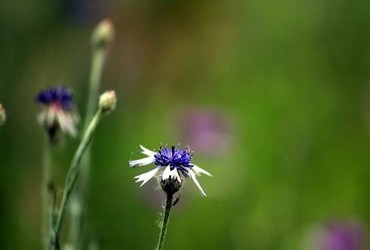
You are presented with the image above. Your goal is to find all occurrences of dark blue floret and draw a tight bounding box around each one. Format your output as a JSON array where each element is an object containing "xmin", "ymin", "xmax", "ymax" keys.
[
  {"xmin": 155, "ymin": 146, "xmax": 193, "ymax": 173},
  {"xmin": 36, "ymin": 86, "xmax": 74, "ymax": 111}
]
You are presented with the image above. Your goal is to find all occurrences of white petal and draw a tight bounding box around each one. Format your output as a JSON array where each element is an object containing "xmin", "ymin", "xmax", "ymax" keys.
[
  {"xmin": 192, "ymin": 165, "xmax": 212, "ymax": 177},
  {"xmin": 129, "ymin": 145, "xmax": 156, "ymax": 167},
  {"xmin": 129, "ymin": 155, "xmax": 155, "ymax": 167},
  {"xmin": 37, "ymin": 111, "xmax": 47, "ymax": 125},
  {"xmin": 46, "ymin": 108, "xmax": 56, "ymax": 126},
  {"xmin": 140, "ymin": 145, "xmax": 156, "ymax": 156},
  {"xmin": 162, "ymin": 166, "xmax": 171, "ymax": 180},
  {"xmin": 188, "ymin": 169, "xmax": 207, "ymax": 196},
  {"xmin": 57, "ymin": 111, "xmax": 77, "ymax": 137},
  {"xmin": 162, "ymin": 166, "xmax": 181, "ymax": 183},
  {"xmin": 134, "ymin": 166, "xmax": 161, "ymax": 186}
]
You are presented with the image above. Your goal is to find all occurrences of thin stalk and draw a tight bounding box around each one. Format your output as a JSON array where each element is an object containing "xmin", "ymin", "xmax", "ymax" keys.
[
  {"xmin": 42, "ymin": 139, "xmax": 52, "ymax": 250},
  {"xmin": 50, "ymin": 108, "xmax": 103, "ymax": 250},
  {"xmin": 68, "ymin": 45, "xmax": 107, "ymax": 249},
  {"xmin": 156, "ymin": 194, "xmax": 174, "ymax": 250},
  {"xmin": 85, "ymin": 49, "xmax": 106, "ymax": 124}
]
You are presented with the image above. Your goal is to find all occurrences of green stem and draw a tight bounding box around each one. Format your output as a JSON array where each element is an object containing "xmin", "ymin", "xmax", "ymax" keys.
[
  {"xmin": 85, "ymin": 49, "xmax": 106, "ymax": 125},
  {"xmin": 42, "ymin": 139, "xmax": 52, "ymax": 250},
  {"xmin": 50, "ymin": 108, "xmax": 103, "ymax": 250},
  {"xmin": 68, "ymin": 46, "xmax": 107, "ymax": 249},
  {"xmin": 156, "ymin": 194, "xmax": 174, "ymax": 250}
]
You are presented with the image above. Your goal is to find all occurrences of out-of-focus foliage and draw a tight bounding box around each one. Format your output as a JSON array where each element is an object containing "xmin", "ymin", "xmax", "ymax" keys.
[{"xmin": 0, "ymin": 0, "xmax": 369, "ymax": 249}]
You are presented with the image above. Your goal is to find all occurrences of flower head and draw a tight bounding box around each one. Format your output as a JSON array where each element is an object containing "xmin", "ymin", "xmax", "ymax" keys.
[
  {"xmin": 129, "ymin": 145, "xmax": 212, "ymax": 196},
  {"xmin": 36, "ymin": 86, "xmax": 79, "ymax": 141}
]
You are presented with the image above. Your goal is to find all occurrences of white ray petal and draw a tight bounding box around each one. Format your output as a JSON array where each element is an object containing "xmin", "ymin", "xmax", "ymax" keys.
[
  {"xmin": 162, "ymin": 166, "xmax": 181, "ymax": 183},
  {"xmin": 129, "ymin": 155, "xmax": 155, "ymax": 167},
  {"xmin": 140, "ymin": 145, "xmax": 156, "ymax": 156},
  {"xmin": 134, "ymin": 166, "xmax": 161, "ymax": 186},
  {"xmin": 188, "ymin": 169, "xmax": 207, "ymax": 196},
  {"xmin": 162, "ymin": 166, "xmax": 171, "ymax": 180},
  {"xmin": 192, "ymin": 165, "xmax": 212, "ymax": 177},
  {"xmin": 46, "ymin": 108, "xmax": 56, "ymax": 126},
  {"xmin": 37, "ymin": 111, "xmax": 47, "ymax": 125},
  {"xmin": 57, "ymin": 112, "xmax": 77, "ymax": 137}
]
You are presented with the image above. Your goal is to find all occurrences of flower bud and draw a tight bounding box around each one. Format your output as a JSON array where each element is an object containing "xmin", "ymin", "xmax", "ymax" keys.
[
  {"xmin": 0, "ymin": 103, "xmax": 6, "ymax": 126},
  {"xmin": 99, "ymin": 90, "xmax": 117, "ymax": 113},
  {"xmin": 160, "ymin": 177, "xmax": 182, "ymax": 196},
  {"xmin": 91, "ymin": 19, "xmax": 115, "ymax": 49}
]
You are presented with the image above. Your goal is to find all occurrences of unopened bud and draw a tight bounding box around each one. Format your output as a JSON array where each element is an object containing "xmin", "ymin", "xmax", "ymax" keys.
[
  {"xmin": 99, "ymin": 90, "xmax": 117, "ymax": 113},
  {"xmin": 0, "ymin": 104, "xmax": 6, "ymax": 126},
  {"xmin": 160, "ymin": 177, "xmax": 182, "ymax": 196},
  {"xmin": 91, "ymin": 19, "xmax": 115, "ymax": 49}
]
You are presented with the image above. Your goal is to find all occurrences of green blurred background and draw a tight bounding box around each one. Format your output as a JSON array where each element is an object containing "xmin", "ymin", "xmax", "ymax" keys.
[{"xmin": 0, "ymin": 0, "xmax": 369, "ymax": 249}]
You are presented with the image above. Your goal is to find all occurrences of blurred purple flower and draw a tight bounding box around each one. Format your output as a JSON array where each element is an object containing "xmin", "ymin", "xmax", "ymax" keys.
[
  {"xmin": 176, "ymin": 109, "xmax": 233, "ymax": 155},
  {"xmin": 305, "ymin": 220, "xmax": 368, "ymax": 250},
  {"xmin": 320, "ymin": 221, "xmax": 367, "ymax": 250}
]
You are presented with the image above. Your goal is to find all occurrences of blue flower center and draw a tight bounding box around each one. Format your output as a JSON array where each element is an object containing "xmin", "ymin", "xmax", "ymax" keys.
[
  {"xmin": 36, "ymin": 87, "xmax": 74, "ymax": 111},
  {"xmin": 155, "ymin": 146, "xmax": 193, "ymax": 172}
]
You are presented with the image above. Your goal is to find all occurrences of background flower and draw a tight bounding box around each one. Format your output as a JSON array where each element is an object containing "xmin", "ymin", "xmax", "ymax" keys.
[
  {"xmin": 175, "ymin": 108, "xmax": 234, "ymax": 155},
  {"xmin": 304, "ymin": 220, "xmax": 368, "ymax": 250},
  {"xmin": 36, "ymin": 86, "xmax": 79, "ymax": 140}
]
